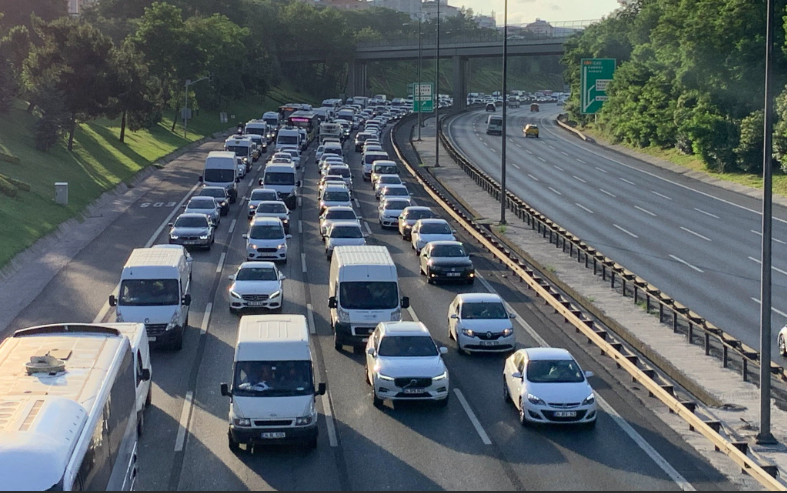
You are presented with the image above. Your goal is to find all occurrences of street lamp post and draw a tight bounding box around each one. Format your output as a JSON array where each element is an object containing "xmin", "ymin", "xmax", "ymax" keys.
[
  {"xmin": 500, "ymin": 0, "xmax": 508, "ymax": 225},
  {"xmin": 184, "ymin": 75, "xmax": 210, "ymax": 139},
  {"xmin": 434, "ymin": 0, "xmax": 440, "ymax": 167},
  {"xmin": 758, "ymin": 0, "xmax": 778, "ymax": 446},
  {"xmin": 418, "ymin": 12, "xmax": 423, "ymax": 141}
]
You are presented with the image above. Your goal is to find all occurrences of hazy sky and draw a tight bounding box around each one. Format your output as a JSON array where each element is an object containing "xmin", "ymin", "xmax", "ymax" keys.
[{"xmin": 461, "ymin": 0, "xmax": 621, "ymax": 26}]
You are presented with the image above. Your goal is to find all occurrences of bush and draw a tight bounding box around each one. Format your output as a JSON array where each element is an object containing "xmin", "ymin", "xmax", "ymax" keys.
[
  {"xmin": 7, "ymin": 177, "xmax": 31, "ymax": 192},
  {"xmin": 0, "ymin": 176, "xmax": 18, "ymax": 198},
  {"xmin": 0, "ymin": 56, "xmax": 17, "ymax": 113},
  {"xmin": 0, "ymin": 152, "xmax": 21, "ymax": 165},
  {"xmin": 735, "ymin": 110, "xmax": 765, "ymax": 174}
]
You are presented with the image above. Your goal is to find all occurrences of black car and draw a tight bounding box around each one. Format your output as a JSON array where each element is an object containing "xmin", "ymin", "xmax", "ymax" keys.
[
  {"xmin": 419, "ymin": 241, "xmax": 475, "ymax": 285},
  {"xmin": 198, "ymin": 186, "xmax": 231, "ymax": 216},
  {"xmin": 486, "ymin": 103, "xmax": 496, "ymax": 112}
]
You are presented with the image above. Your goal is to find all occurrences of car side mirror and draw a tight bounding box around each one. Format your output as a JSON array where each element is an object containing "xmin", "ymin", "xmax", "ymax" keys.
[
  {"xmin": 228, "ymin": 275, "xmax": 236, "ymax": 281},
  {"xmin": 242, "ymin": 234, "xmax": 249, "ymax": 239},
  {"xmin": 182, "ymin": 294, "xmax": 192, "ymax": 306},
  {"xmin": 198, "ymin": 175, "xmax": 203, "ymax": 183},
  {"xmin": 450, "ymin": 314, "xmax": 458, "ymax": 320},
  {"xmin": 279, "ymin": 273, "xmax": 287, "ymax": 280},
  {"xmin": 509, "ymin": 313, "xmax": 517, "ymax": 319},
  {"xmin": 367, "ymin": 347, "xmax": 376, "ymax": 357},
  {"xmin": 220, "ymin": 383, "xmax": 231, "ymax": 397},
  {"xmin": 168, "ymin": 223, "xmax": 174, "ymax": 228},
  {"xmin": 328, "ymin": 297, "xmax": 338, "ymax": 309},
  {"xmin": 401, "ymin": 297, "xmax": 410, "ymax": 309},
  {"xmin": 140, "ymin": 369, "xmax": 151, "ymax": 382},
  {"xmin": 286, "ymin": 234, "xmax": 293, "ymax": 240},
  {"xmin": 316, "ymin": 383, "xmax": 327, "ymax": 396},
  {"xmin": 439, "ymin": 347, "xmax": 448, "ymax": 355},
  {"xmin": 108, "ymin": 295, "xmax": 117, "ymax": 307},
  {"xmin": 259, "ymin": 179, "xmax": 264, "ymax": 186},
  {"xmin": 584, "ymin": 371, "xmax": 595, "ymax": 379},
  {"xmin": 296, "ymin": 181, "xmax": 302, "ymax": 188},
  {"xmin": 236, "ymin": 177, "xmax": 241, "ymax": 183},
  {"xmin": 512, "ymin": 371, "xmax": 523, "ymax": 380}
]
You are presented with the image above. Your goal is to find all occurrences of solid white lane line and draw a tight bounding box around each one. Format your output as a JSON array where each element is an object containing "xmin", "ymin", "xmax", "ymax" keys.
[
  {"xmin": 527, "ymin": 174, "xmax": 540, "ymax": 182},
  {"xmin": 751, "ymin": 298, "xmax": 787, "ymax": 319},
  {"xmin": 548, "ymin": 187, "xmax": 562, "ymax": 196},
  {"xmin": 228, "ymin": 219, "xmax": 237, "ymax": 234},
  {"xmin": 407, "ymin": 306, "xmax": 420, "ymax": 322},
  {"xmin": 669, "ymin": 255, "xmax": 704, "ymax": 273},
  {"xmin": 200, "ymin": 303, "xmax": 213, "ymax": 336},
  {"xmin": 298, "ymin": 220, "xmax": 303, "ymax": 234},
  {"xmin": 614, "ymin": 224, "xmax": 639, "ymax": 239},
  {"xmin": 748, "ymin": 257, "xmax": 787, "ymax": 277},
  {"xmin": 680, "ymin": 227, "xmax": 711, "ymax": 242},
  {"xmin": 174, "ymin": 391, "xmax": 194, "ymax": 452},
  {"xmin": 93, "ymin": 287, "xmax": 118, "ymax": 324},
  {"xmin": 573, "ymin": 175, "xmax": 587, "ymax": 184},
  {"xmin": 307, "ymin": 303, "xmax": 317, "ymax": 335},
  {"xmin": 454, "ymin": 389, "xmax": 493, "ymax": 446},
  {"xmin": 301, "ymin": 253, "xmax": 307, "ymax": 273},
  {"xmin": 694, "ymin": 208, "xmax": 719, "ymax": 219},
  {"xmin": 538, "ymin": 156, "xmax": 546, "ymax": 162},
  {"xmin": 652, "ymin": 191, "xmax": 673, "ymax": 201},
  {"xmin": 216, "ymin": 253, "xmax": 226, "ymax": 273},
  {"xmin": 620, "ymin": 178, "xmax": 636, "ymax": 186},
  {"xmin": 635, "ymin": 206, "xmax": 657, "ymax": 217},
  {"xmin": 576, "ymin": 203, "xmax": 594, "ymax": 214},
  {"xmin": 321, "ymin": 394, "xmax": 339, "ymax": 447},
  {"xmin": 364, "ymin": 221, "xmax": 373, "ymax": 236},
  {"xmin": 595, "ymin": 166, "xmax": 607, "ymax": 173},
  {"xmin": 476, "ymin": 272, "xmax": 693, "ymax": 489},
  {"xmin": 600, "ymin": 189, "xmax": 617, "ymax": 198},
  {"xmin": 554, "ymin": 165, "xmax": 564, "ymax": 171}
]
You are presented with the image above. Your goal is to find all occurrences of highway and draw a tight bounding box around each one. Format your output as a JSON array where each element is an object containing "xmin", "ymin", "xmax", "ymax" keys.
[
  {"xmin": 0, "ymin": 121, "xmax": 735, "ymax": 490},
  {"xmin": 447, "ymin": 105, "xmax": 787, "ymax": 364}
]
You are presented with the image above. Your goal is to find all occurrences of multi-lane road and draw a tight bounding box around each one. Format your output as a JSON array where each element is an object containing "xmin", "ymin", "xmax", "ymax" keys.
[
  {"xmin": 448, "ymin": 105, "xmax": 787, "ymax": 363},
  {"xmin": 0, "ymin": 121, "xmax": 736, "ymax": 490}
]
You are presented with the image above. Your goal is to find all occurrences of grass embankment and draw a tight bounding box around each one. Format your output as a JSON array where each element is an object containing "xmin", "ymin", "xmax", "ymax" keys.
[
  {"xmin": 581, "ymin": 126, "xmax": 787, "ymax": 198},
  {"xmin": 0, "ymin": 86, "xmax": 315, "ymax": 268}
]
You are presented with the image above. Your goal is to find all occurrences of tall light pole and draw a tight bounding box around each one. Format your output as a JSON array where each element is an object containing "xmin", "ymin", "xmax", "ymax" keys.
[
  {"xmin": 418, "ymin": 11, "xmax": 423, "ymax": 141},
  {"xmin": 758, "ymin": 0, "xmax": 777, "ymax": 446},
  {"xmin": 434, "ymin": 0, "xmax": 441, "ymax": 167},
  {"xmin": 500, "ymin": 0, "xmax": 508, "ymax": 225}
]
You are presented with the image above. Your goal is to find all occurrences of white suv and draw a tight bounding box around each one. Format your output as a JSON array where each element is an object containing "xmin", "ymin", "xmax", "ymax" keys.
[
  {"xmin": 228, "ymin": 262, "xmax": 286, "ymax": 313},
  {"xmin": 243, "ymin": 217, "xmax": 291, "ymax": 263},
  {"xmin": 365, "ymin": 322, "xmax": 450, "ymax": 408}
]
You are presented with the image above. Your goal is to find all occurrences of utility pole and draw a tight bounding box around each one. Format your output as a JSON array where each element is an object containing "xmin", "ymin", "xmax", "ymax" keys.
[
  {"xmin": 500, "ymin": 0, "xmax": 508, "ymax": 225},
  {"xmin": 758, "ymin": 0, "xmax": 778, "ymax": 446},
  {"xmin": 434, "ymin": 0, "xmax": 440, "ymax": 167},
  {"xmin": 183, "ymin": 75, "xmax": 211, "ymax": 139},
  {"xmin": 418, "ymin": 12, "xmax": 423, "ymax": 141}
]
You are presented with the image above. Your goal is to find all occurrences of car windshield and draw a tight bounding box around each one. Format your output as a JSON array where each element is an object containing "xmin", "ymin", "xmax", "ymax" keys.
[
  {"xmin": 233, "ymin": 361, "xmax": 313, "ymax": 397},
  {"xmin": 263, "ymin": 118, "xmax": 278, "ymax": 127},
  {"xmin": 357, "ymin": 134, "xmax": 371, "ymax": 142},
  {"xmin": 188, "ymin": 198, "xmax": 215, "ymax": 209},
  {"xmin": 278, "ymin": 135, "xmax": 299, "ymax": 145},
  {"xmin": 249, "ymin": 225, "xmax": 284, "ymax": 240},
  {"xmin": 199, "ymin": 189, "xmax": 224, "ymax": 199},
  {"xmin": 174, "ymin": 216, "xmax": 208, "ymax": 228},
  {"xmin": 379, "ymin": 176, "xmax": 401, "ymax": 185},
  {"xmin": 251, "ymin": 190, "xmax": 277, "ymax": 201},
  {"xmin": 204, "ymin": 169, "xmax": 234, "ymax": 183},
  {"xmin": 527, "ymin": 360, "xmax": 585, "ymax": 384},
  {"xmin": 324, "ymin": 148, "xmax": 342, "ymax": 156},
  {"xmin": 384, "ymin": 200, "xmax": 410, "ymax": 210},
  {"xmin": 461, "ymin": 302, "xmax": 508, "ymax": 320},
  {"xmin": 324, "ymin": 191, "xmax": 350, "ymax": 202},
  {"xmin": 246, "ymin": 128, "xmax": 264, "ymax": 136},
  {"xmin": 119, "ymin": 279, "xmax": 179, "ymax": 306},
  {"xmin": 378, "ymin": 336, "xmax": 438, "ymax": 357},
  {"xmin": 405, "ymin": 210, "xmax": 433, "ymax": 220},
  {"xmin": 236, "ymin": 267, "xmax": 278, "ymax": 281},
  {"xmin": 339, "ymin": 281, "xmax": 399, "ymax": 310},
  {"xmin": 326, "ymin": 210, "xmax": 356, "ymax": 221},
  {"xmin": 374, "ymin": 165, "xmax": 398, "ymax": 175},
  {"xmin": 226, "ymin": 145, "xmax": 249, "ymax": 156},
  {"xmin": 421, "ymin": 223, "xmax": 451, "ymax": 235},
  {"xmin": 329, "ymin": 168, "xmax": 350, "ymax": 178},
  {"xmin": 383, "ymin": 187, "xmax": 408, "ymax": 196},
  {"xmin": 330, "ymin": 226, "xmax": 362, "ymax": 238},
  {"xmin": 257, "ymin": 203, "xmax": 287, "ymax": 214},
  {"xmin": 264, "ymin": 172, "xmax": 295, "ymax": 186},
  {"xmin": 285, "ymin": 151, "xmax": 299, "ymax": 158},
  {"xmin": 431, "ymin": 244, "xmax": 467, "ymax": 258}
]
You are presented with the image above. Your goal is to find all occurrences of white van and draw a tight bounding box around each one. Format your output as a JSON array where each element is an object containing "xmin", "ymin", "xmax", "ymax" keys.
[
  {"xmin": 0, "ymin": 324, "xmax": 143, "ymax": 491},
  {"xmin": 486, "ymin": 115, "xmax": 503, "ymax": 136},
  {"xmin": 225, "ymin": 136, "xmax": 254, "ymax": 164},
  {"xmin": 260, "ymin": 162, "xmax": 300, "ymax": 210},
  {"xmin": 276, "ymin": 128, "xmax": 301, "ymax": 151},
  {"xmin": 202, "ymin": 151, "xmax": 239, "ymax": 203},
  {"xmin": 320, "ymin": 122, "xmax": 342, "ymax": 143},
  {"xmin": 110, "ymin": 248, "xmax": 192, "ymax": 350},
  {"xmin": 220, "ymin": 315, "xmax": 327, "ymax": 451},
  {"xmin": 113, "ymin": 323, "xmax": 154, "ymax": 435},
  {"xmin": 362, "ymin": 151, "xmax": 389, "ymax": 181},
  {"xmin": 262, "ymin": 112, "xmax": 281, "ymax": 140},
  {"xmin": 329, "ymin": 246, "xmax": 410, "ymax": 351}
]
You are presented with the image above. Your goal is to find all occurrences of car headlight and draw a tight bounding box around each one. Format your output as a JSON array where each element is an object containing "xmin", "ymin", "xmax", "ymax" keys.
[
  {"xmin": 170, "ymin": 234, "xmax": 179, "ymax": 240},
  {"xmin": 527, "ymin": 394, "xmax": 546, "ymax": 406},
  {"xmin": 230, "ymin": 289, "xmax": 242, "ymax": 299},
  {"xmin": 249, "ymin": 204, "xmax": 256, "ymax": 210},
  {"xmin": 391, "ymin": 309, "xmax": 402, "ymax": 321},
  {"xmin": 249, "ymin": 244, "xmax": 258, "ymax": 250},
  {"xmin": 277, "ymin": 243, "xmax": 287, "ymax": 250},
  {"xmin": 283, "ymin": 219, "xmax": 289, "ymax": 224},
  {"xmin": 582, "ymin": 393, "xmax": 596, "ymax": 406},
  {"xmin": 295, "ymin": 415, "xmax": 313, "ymax": 426},
  {"xmin": 167, "ymin": 312, "xmax": 179, "ymax": 330},
  {"xmin": 503, "ymin": 328, "xmax": 514, "ymax": 337},
  {"xmin": 200, "ymin": 235, "xmax": 209, "ymax": 240},
  {"xmin": 337, "ymin": 306, "xmax": 350, "ymax": 323},
  {"xmin": 461, "ymin": 329, "xmax": 475, "ymax": 337},
  {"xmin": 377, "ymin": 373, "xmax": 395, "ymax": 382},
  {"xmin": 269, "ymin": 290, "xmax": 281, "ymax": 299},
  {"xmin": 433, "ymin": 371, "xmax": 448, "ymax": 381},
  {"xmin": 232, "ymin": 418, "xmax": 252, "ymax": 427}
]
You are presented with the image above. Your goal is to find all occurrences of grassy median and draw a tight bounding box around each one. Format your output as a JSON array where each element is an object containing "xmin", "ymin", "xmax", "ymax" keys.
[{"xmin": 0, "ymin": 87, "xmax": 315, "ymax": 269}]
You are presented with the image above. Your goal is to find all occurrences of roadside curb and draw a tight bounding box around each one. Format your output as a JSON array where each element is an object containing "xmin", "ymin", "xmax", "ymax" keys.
[{"xmin": 555, "ymin": 117, "xmax": 594, "ymax": 143}]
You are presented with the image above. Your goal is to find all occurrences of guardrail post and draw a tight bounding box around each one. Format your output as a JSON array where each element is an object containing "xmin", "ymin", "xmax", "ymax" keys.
[
  {"xmin": 622, "ymin": 278, "xmax": 627, "ymax": 296},
  {"xmin": 646, "ymin": 294, "xmax": 651, "ymax": 313},
  {"xmin": 634, "ymin": 286, "xmax": 638, "ymax": 304},
  {"xmin": 742, "ymin": 359, "xmax": 748, "ymax": 382},
  {"xmin": 723, "ymin": 346, "xmax": 729, "ymax": 368},
  {"xmin": 688, "ymin": 323, "xmax": 693, "ymax": 343},
  {"xmin": 659, "ymin": 303, "xmax": 664, "ymax": 322},
  {"xmin": 705, "ymin": 333, "xmax": 711, "ymax": 356},
  {"xmin": 673, "ymin": 312, "xmax": 678, "ymax": 333},
  {"xmin": 602, "ymin": 264, "xmax": 606, "ymax": 280},
  {"xmin": 611, "ymin": 271, "xmax": 615, "ymax": 288}
]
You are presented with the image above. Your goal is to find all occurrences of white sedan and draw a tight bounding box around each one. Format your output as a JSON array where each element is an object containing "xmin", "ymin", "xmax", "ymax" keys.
[
  {"xmin": 503, "ymin": 348, "xmax": 597, "ymax": 428},
  {"xmin": 228, "ymin": 262, "xmax": 286, "ymax": 313},
  {"xmin": 448, "ymin": 293, "xmax": 515, "ymax": 353},
  {"xmin": 324, "ymin": 221, "xmax": 366, "ymax": 261},
  {"xmin": 411, "ymin": 219, "xmax": 456, "ymax": 254}
]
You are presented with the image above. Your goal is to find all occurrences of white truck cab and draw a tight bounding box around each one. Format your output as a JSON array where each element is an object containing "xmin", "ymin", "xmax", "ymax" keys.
[
  {"xmin": 202, "ymin": 151, "xmax": 239, "ymax": 203},
  {"xmin": 221, "ymin": 315, "xmax": 327, "ymax": 451}
]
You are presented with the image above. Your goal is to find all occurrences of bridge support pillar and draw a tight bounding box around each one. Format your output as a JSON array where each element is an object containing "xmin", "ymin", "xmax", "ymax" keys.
[
  {"xmin": 453, "ymin": 56, "xmax": 468, "ymax": 110},
  {"xmin": 347, "ymin": 61, "xmax": 368, "ymax": 98}
]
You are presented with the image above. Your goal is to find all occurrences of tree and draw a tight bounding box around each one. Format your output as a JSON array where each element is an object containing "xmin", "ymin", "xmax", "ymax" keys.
[
  {"xmin": 1, "ymin": 25, "xmax": 31, "ymax": 77},
  {"xmin": 24, "ymin": 17, "xmax": 118, "ymax": 150},
  {"xmin": 0, "ymin": 0, "xmax": 67, "ymax": 31},
  {"xmin": 110, "ymin": 42, "xmax": 161, "ymax": 143},
  {"xmin": 0, "ymin": 55, "xmax": 16, "ymax": 113},
  {"xmin": 32, "ymin": 83, "xmax": 70, "ymax": 151}
]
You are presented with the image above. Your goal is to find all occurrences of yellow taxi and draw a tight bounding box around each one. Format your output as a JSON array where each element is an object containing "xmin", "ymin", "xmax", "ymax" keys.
[{"xmin": 524, "ymin": 124, "xmax": 540, "ymax": 139}]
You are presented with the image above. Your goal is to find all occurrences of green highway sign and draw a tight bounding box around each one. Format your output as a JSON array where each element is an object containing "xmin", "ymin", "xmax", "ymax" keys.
[
  {"xmin": 413, "ymin": 82, "xmax": 434, "ymax": 113},
  {"xmin": 580, "ymin": 58, "xmax": 616, "ymax": 115}
]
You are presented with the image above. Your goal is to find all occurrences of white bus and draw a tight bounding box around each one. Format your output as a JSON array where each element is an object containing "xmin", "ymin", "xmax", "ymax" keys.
[{"xmin": 0, "ymin": 323, "xmax": 144, "ymax": 491}]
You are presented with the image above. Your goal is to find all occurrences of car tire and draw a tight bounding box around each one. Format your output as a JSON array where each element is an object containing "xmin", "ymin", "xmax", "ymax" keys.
[
  {"xmin": 306, "ymin": 435, "xmax": 318, "ymax": 450},
  {"xmin": 171, "ymin": 328, "xmax": 184, "ymax": 351},
  {"xmin": 228, "ymin": 433, "xmax": 240, "ymax": 454},
  {"xmin": 437, "ymin": 395, "xmax": 449, "ymax": 408},
  {"xmin": 584, "ymin": 419, "xmax": 597, "ymax": 430},
  {"xmin": 503, "ymin": 376, "xmax": 510, "ymax": 403},
  {"xmin": 137, "ymin": 411, "xmax": 145, "ymax": 437},
  {"xmin": 780, "ymin": 335, "xmax": 786, "ymax": 357},
  {"xmin": 518, "ymin": 399, "xmax": 529, "ymax": 427},
  {"xmin": 146, "ymin": 386, "xmax": 152, "ymax": 407},
  {"xmin": 466, "ymin": 278, "xmax": 475, "ymax": 286},
  {"xmin": 372, "ymin": 390, "xmax": 383, "ymax": 408},
  {"xmin": 334, "ymin": 333, "xmax": 342, "ymax": 352}
]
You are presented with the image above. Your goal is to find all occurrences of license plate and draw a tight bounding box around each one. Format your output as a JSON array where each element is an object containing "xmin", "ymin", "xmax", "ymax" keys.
[
  {"xmin": 362, "ymin": 338, "xmax": 369, "ymax": 343},
  {"xmin": 447, "ymin": 273, "xmax": 461, "ymax": 277},
  {"xmin": 248, "ymin": 301, "xmax": 267, "ymax": 307},
  {"xmin": 404, "ymin": 388, "xmax": 425, "ymax": 395},
  {"xmin": 184, "ymin": 241, "xmax": 199, "ymax": 245},
  {"xmin": 480, "ymin": 341, "xmax": 498, "ymax": 346},
  {"xmin": 553, "ymin": 411, "xmax": 576, "ymax": 418},
  {"xmin": 148, "ymin": 337, "xmax": 157, "ymax": 342},
  {"xmin": 261, "ymin": 432, "xmax": 286, "ymax": 439}
]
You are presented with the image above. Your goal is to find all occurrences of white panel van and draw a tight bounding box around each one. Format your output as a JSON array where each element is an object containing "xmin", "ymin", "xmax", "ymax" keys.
[{"xmin": 202, "ymin": 151, "xmax": 239, "ymax": 203}]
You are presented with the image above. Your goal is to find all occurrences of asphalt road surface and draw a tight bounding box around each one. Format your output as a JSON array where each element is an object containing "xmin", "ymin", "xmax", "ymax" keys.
[
  {"xmin": 448, "ymin": 105, "xmax": 787, "ymax": 364},
  {"xmin": 1, "ymin": 121, "xmax": 736, "ymax": 491}
]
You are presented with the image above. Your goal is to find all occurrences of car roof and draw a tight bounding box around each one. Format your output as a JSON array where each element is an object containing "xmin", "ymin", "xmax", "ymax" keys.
[
  {"xmin": 456, "ymin": 293, "xmax": 503, "ymax": 304},
  {"xmin": 250, "ymin": 216, "xmax": 284, "ymax": 226},
  {"xmin": 329, "ymin": 221, "xmax": 362, "ymax": 228},
  {"xmin": 177, "ymin": 213, "xmax": 209, "ymax": 220},
  {"xmin": 324, "ymin": 206, "xmax": 355, "ymax": 213},
  {"xmin": 524, "ymin": 347, "xmax": 574, "ymax": 361},
  {"xmin": 416, "ymin": 218, "xmax": 449, "ymax": 224},
  {"xmin": 381, "ymin": 322, "xmax": 431, "ymax": 336},
  {"xmin": 256, "ymin": 200, "xmax": 288, "ymax": 207},
  {"xmin": 189, "ymin": 196, "xmax": 215, "ymax": 204},
  {"xmin": 404, "ymin": 206, "xmax": 432, "ymax": 212},
  {"xmin": 328, "ymin": 163, "xmax": 350, "ymax": 169},
  {"xmin": 201, "ymin": 186, "xmax": 226, "ymax": 192},
  {"xmin": 324, "ymin": 185, "xmax": 350, "ymax": 191},
  {"xmin": 429, "ymin": 240, "xmax": 464, "ymax": 248},
  {"xmin": 239, "ymin": 261, "xmax": 277, "ymax": 270},
  {"xmin": 382, "ymin": 184, "xmax": 408, "ymax": 190}
]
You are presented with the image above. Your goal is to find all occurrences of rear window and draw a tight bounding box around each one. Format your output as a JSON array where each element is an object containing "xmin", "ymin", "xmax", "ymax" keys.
[
  {"xmin": 189, "ymin": 198, "xmax": 215, "ymax": 208},
  {"xmin": 365, "ymin": 154, "xmax": 388, "ymax": 165}
]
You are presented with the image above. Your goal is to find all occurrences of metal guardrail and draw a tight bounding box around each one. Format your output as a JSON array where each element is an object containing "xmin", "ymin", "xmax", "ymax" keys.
[
  {"xmin": 389, "ymin": 113, "xmax": 785, "ymax": 491},
  {"xmin": 437, "ymin": 111, "xmax": 787, "ymax": 398},
  {"xmin": 356, "ymin": 31, "xmax": 576, "ymax": 50}
]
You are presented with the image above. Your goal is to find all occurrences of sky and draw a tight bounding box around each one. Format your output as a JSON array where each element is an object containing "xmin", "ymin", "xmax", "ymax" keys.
[{"xmin": 459, "ymin": 0, "xmax": 621, "ymax": 26}]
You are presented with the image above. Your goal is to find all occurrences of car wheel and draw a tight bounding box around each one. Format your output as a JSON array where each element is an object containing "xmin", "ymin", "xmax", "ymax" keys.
[
  {"xmin": 518, "ymin": 399, "xmax": 528, "ymax": 427},
  {"xmin": 137, "ymin": 411, "xmax": 145, "ymax": 437},
  {"xmin": 780, "ymin": 335, "xmax": 786, "ymax": 357},
  {"xmin": 228, "ymin": 432, "xmax": 240, "ymax": 454},
  {"xmin": 372, "ymin": 390, "xmax": 383, "ymax": 408},
  {"xmin": 584, "ymin": 419, "xmax": 597, "ymax": 430},
  {"xmin": 306, "ymin": 435, "xmax": 318, "ymax": 450},
  {"xmin": 334, "ymin": 333, "xmax": 342, "ymax": 352},
  {"xmin": 145, "ymin": 387, "xmax": 152, "ymax": 407},
  {"xmin": 171, "ymin": 326, "xmax": 184, "ymax": 351},
  {"xmin": 503, "ymin": 376, "xmax": 510, "ymax": 403},
  {"xmin": 466, "ymin": 278, "xmax": 475, "ymax": 286}
]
